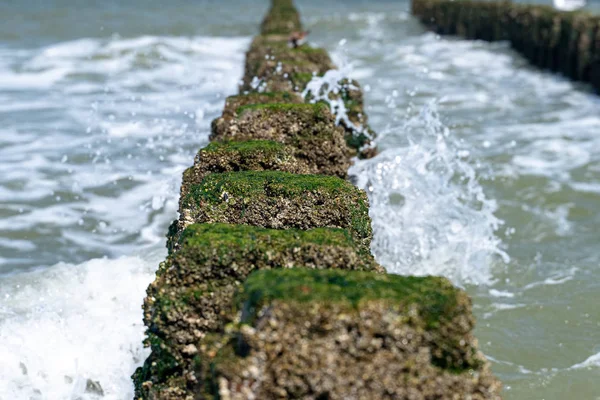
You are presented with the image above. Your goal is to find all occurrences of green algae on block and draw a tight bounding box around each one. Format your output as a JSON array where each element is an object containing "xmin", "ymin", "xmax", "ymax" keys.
[
  {"xmin": 217, "ymin": 92, "xmax": 303, "ymax": 121},
  {"xmin": 210, "ymin": 102, "xmax": 354, "ymax": 178},
  {"xmin": 178, "ymin": 170, "xmax": 372, "ymax": 249},
  {"xmin": 134, "ymin": 224, "xmax": 382, "ymax": 400},
  {"xmin": 178, "ymin": 140, "xmax": 316, "ymax": 210},
  {"xmin": 196, "ymin": 268, "xmax": 502, "ymax": 399},
  {"xmin": 260, "ymin": 0, "xmax": 302, "ymax": 35}
]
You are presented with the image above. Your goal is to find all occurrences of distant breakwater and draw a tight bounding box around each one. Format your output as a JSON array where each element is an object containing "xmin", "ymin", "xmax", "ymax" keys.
[
  {"xmin": 132, "ymin": 1, "xmax": 502, "ymax": 398},
  {"xmin": 412, "ymin": 0, "xmax": 600, "ymax": 93}
]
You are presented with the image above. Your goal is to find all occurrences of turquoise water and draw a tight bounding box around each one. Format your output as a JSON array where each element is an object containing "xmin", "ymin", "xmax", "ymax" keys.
[{"xmin": 1, "ymin": 1, "xmax": 599, "ymax": 398}]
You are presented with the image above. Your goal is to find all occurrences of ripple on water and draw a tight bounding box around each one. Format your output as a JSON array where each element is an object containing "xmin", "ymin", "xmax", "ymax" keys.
[{"xmin": 0, "ymin": 35, "xmax": 249, "ymax": 272}]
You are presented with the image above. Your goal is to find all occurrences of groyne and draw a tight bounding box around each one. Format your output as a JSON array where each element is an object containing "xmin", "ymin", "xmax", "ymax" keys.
[
  {"xmin": 412, "ymin": 0, "xmax": 600, "ymax": 93},
  {"xmin": 133, "ymin": 0, "xmax": 502, "ymax": 398}
]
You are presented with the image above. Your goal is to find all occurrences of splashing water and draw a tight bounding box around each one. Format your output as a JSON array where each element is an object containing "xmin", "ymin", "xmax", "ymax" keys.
[
  {"xmin": 303, "ymin": 68, "xmax": 357, "ymax": 128},
  {"xmin": 303, "ymin": 40, "xmax": 374, "ymax": 151},
  {"xmin": 0, "ymin": 253, "xmax": 160, "ymax": 400},
  {"xmin": 350, "ymin": 103, "xmax": 509, "ymax": 286}
]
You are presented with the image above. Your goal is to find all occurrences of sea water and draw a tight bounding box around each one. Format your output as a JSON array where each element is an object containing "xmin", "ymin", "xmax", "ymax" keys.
[{"xmin": 1, "ymin": 1, "xmax": 599, "ymax": 399}]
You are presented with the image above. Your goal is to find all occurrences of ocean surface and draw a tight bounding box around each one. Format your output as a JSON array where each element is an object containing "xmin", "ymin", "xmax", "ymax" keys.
[{"xmin": 1, "ymin": 0, "xmax": 599, "ymax": 399}]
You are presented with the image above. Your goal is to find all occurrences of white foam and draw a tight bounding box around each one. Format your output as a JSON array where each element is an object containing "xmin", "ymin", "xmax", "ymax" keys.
[
  {"xmin": 482, "ymin": 303, "xmax": 527, "ymax": 319},
  {"xmin": 522, "ymin": 268, "xmax": 578, "ymax": 291},
  {"xmin": 0, "ymin": 253, "xmax": 162, "ymax": 399},
  {"xmin": 512, "ymin": 139, "xmax": 591, "ymax": 178},
  {"xmin": 570, "ymin": 352, "xmax": 600, "ymax": 369},
  {"xmin": 489, "ymin": 289, "xmax": 515, "ymax": 298}
]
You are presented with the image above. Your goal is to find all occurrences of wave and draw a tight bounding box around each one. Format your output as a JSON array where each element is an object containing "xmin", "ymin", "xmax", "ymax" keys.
[
  {"xmin": 0, "ymin": 253, "xmax": 162, "ymax": 399},
  {"xmin": 351, "ymin": 103, "xmax": 508, "ymax": 285}
]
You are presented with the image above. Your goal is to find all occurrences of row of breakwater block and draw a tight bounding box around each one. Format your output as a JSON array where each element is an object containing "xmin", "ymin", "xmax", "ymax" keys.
[
  {"xmin": 132, "ymin": 0, "xmax": 502, "ymax": 398},
  {"xmin": 412, "ymin": 0, "xmax": 600, "ymax": 93}
]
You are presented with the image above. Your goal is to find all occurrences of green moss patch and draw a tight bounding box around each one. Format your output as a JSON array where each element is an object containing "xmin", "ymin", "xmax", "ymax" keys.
[
  {"xmin": 179, "ymin": 222, "xmax": 360, "ymax": 250},
  {"xmin": 178, "ymin": 140, "xmax": 316, "ymax": 216},
  {"xmin": 179, "ymin": 171, "xmax": 371, "ymax": 250},
  {"xmin": 239, "ymin": 268, "xmax": 457, "ymax": 323},
  {"xmin": 219, "ymin": 92, "xmax": 302, "ymax": 120}
]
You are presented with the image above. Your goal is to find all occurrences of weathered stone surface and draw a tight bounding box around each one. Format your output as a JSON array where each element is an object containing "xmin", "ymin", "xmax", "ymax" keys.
[
  {"xmin": 211, "ymin": 102, "xmax": 354, "ymax": 177},
  {"xmin": 176, "ymin": 171, "xmax": 372, "ymax": 251},
  {"xmin": 197, "ymin": 268, "xmax": 502, "ymax": 399},
  {"xmin": 134, "ymin": 224, "xmax": 382, "ymax": 399}
]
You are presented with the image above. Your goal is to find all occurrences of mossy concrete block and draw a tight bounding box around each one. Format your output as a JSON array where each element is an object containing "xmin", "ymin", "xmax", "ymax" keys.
[
  {"xmin": 177, "ymin": 170, "xmax": 372, "ymax": 250},
  {"xmin": 197, "ymin": 269, "xmax": 502, "ymax": 399},
  {"xmin": 261, "ymin": 0, "xmax": 302, "ymax": 35},
  {"xmin": 211, "ymin": 102, "xmax": 354, "ymax": 177},
  {"xmin": 242, "ymin": 36, "xmax": 335, "ymax": 92},
  {"xmin": 134, "ymin": 224, "xmax": 382, "ymax": 399},
  {"xmin": 179, "ymin": 140, "xmax": 315, "ymax": 208}
]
